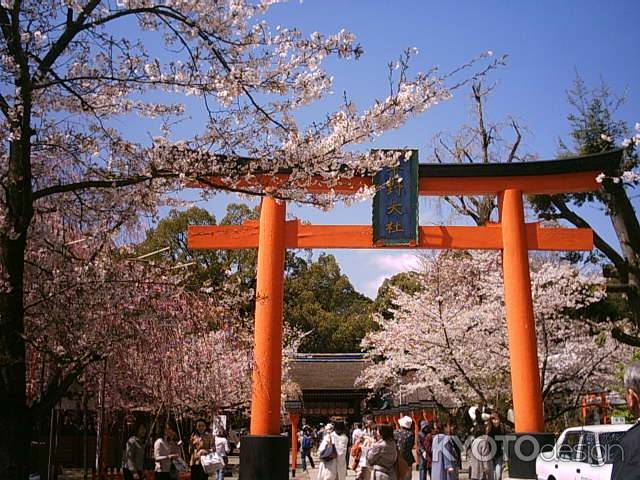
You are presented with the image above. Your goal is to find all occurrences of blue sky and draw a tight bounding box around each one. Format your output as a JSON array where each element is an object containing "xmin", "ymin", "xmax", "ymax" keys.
[{"xmin": 162, "ymin": 1, "xmax": 639, "ymax": 298}]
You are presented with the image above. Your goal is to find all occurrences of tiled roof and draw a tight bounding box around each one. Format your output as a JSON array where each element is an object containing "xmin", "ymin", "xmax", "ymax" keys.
[{"xmin": 289, "ymin": 353, "xmax": 371, "ymax": 391}]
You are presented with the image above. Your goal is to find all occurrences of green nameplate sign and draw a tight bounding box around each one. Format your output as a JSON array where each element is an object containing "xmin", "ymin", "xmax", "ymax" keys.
[{"xmin": 372, "ymin": 150, "xmax": 419, "ymax": 247}]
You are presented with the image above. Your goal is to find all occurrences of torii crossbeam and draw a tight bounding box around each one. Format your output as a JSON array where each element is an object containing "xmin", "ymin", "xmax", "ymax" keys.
[{"xmin": 188, "ymin": 149, "xmax": 622, "ymax": 480}]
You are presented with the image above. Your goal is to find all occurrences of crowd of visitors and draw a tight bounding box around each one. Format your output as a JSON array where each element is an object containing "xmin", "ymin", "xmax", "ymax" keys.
[
  {"xmin": 121, "ymin": 419, "xmax": 234, "ymax": 480},
  {"xmin": 299, "ymin": 412, "xmax": 507, "ymax": 480},
  {"xmin": 116, "ymin": 358, "xmax": 640, "ymax": 480},
  {"xmin": 117, "ymin": 362, "xmax": 640, "ymax": 480}
]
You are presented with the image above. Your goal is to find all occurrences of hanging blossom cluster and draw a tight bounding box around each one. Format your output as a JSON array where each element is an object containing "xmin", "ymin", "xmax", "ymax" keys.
[
  {"xmin": 101, "ymin": 294, "xmax": 306, "ymax": 416},
  {"xmin": 102, "ymin": 313, "xmax": 256, "ymax": 415},
  {"xmin": 357, "ymin": 251, "xmax": 632, "ymax": 416},
  {"xmin": 22, "ymin": 210, "xmax": 249, "ymax": 412}
]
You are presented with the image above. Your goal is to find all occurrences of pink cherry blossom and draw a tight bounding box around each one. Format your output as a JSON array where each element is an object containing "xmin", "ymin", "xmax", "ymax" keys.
[{"xmin": 358, "ymin": 251, "xmax": 631, "ymax": 419}]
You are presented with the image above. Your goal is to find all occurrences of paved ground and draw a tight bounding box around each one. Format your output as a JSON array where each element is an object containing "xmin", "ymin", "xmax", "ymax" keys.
[
  {"xmin": 59, "ymin": 451, "xmax": 512, "ymax": 479},
  {"xmin": 230, "ymin": 451, "xmax": 512, "ymax": 479}
]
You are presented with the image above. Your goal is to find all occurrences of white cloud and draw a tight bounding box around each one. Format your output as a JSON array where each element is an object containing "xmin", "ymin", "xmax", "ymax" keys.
[
  {"xmin": 363, "ymin": 274, "xmax": 390, "ymax": 299},
  {"xmin": 369, "ymin": 252, "xmax": 421, "ymax": 272},
  {"xmin": 354, "ymin": 251, "xmax": 421, "ymax": 298}
]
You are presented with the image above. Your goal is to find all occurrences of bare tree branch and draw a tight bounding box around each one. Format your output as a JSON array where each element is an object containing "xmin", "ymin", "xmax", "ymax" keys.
[
  {"xmin": 507, "ymin": 119, "xmax": 521, "ymax": 163},
  {"xmin": 33, "ymin": 0, "xmax": 102, "ymax": 81}
]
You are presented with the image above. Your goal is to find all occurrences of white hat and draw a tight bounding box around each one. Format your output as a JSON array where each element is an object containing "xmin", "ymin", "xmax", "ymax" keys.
[
  {"xmin": 399, "ymin": 416, "xmax": 413, "ymax": 429},
  {"xmin": 324, "ymin": 423, "xmax": 335, "ymax": 432}
]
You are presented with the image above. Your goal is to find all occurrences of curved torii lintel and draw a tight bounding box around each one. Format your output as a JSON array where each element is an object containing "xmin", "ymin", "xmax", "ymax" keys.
[{"xmin": 188, "ymin": 149, "xmax": 623, "ymax": 196}]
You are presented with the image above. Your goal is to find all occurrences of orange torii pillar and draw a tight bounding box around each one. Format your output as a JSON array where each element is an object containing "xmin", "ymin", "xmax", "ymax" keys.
[
  {"xmin": 499, "ymin": 188, "xmax": 552, "ymax": 478},
  {"xmin": 501, "ymin": 189, "xmax": 544, "ymax": 432},
  {"xmin": 239, "ymin": 196, "xmax": 290, "ymax": 480},
  {"xmin": 289, "ymin": 412, "xmax": 299, "ymax": 477}
]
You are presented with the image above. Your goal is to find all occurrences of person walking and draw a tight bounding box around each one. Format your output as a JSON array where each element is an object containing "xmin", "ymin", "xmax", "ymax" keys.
[
  {"xmin": 317, "ymin": 423, "xmax": 338, "ymax": 480},
  {"xmin": 395, "ymin": 416, "xmax": 415, "ymax": 479},
  {"xmin": 417, "ymin": 420, "xmax": 434, "ymax": 480},
  {"xmin": 468, "ymin": 424, "xmax": 493, "ymax": 480},
  {"xmin": 189, "ymin": 419, "xmax": 212, "ymax": 480},
  {"xmin": 350, "ymin": 431, "xmax": 363, "ymax": 472},
  {"xmin": 612, "ymin": 360, "xmax": 640, "ymax": 480},
  {"xmin": 366, "ymin": 424, "xmax": 398, "ymax": 480},
  {"xmin": 351, "ymin": 424, "xmax": 375, "ymax": 480},
  {"xmin": 333, "ymin": 422, "xmax": 350, "ymax": 480},
  {"xmin": 300, "ymin": 426, "xmax": 316, "ymax": 472},
  {"xmin": 486, "ymin": 413, "xmax": 505, "ymax": 480},
  {"xmin": 214, "ymin": 428, "xmax": 231, "ymax": 480},
  {"xmin": 431, "ymin": 420, "xmax": 459, "ymax": 480},
  {"xmin": 153, "ymin": 422, "xmax": 183, "ymax": 480},
  {"xmin": 122, "ymin": 422, "xmax": 146, "ymax": 480},
  {"xmin": 351, "ymin": 423, "xmax": 363, "ymax": 445}
]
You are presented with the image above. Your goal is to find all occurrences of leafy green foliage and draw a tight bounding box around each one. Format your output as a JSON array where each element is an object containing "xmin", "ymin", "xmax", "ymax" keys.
[
  {"xmin": 373, "ymin": 271, "xmax": 422, "ymax": 319},
  {"xmin": 284, "ymin": 254, "xmax": 375, "ymax": 353},
  {"xmin": 137, "ymin": 206, "xmax": 227, "ymax": 289},
  {"xmin": 138, "ymin": 204, "xmax": 307, "ymax": 289}
]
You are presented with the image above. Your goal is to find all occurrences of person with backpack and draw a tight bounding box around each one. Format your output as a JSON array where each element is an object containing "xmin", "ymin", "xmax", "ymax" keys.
[
  {"xmin": 317, "ymin": 423, "xmax": 338, "ymax": 480},
  {"xmin": 395, "ymin": 416, "xmax": 415, "ymax": 480},
  {"xmin": 301, "ymin": 426, "xmax": 316, "ymax": 472}
]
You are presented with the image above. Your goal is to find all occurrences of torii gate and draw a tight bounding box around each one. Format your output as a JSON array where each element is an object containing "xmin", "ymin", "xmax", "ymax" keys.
[{"xmin": 188, "ymin": 149, "xmax": 621, "ymax": 480}]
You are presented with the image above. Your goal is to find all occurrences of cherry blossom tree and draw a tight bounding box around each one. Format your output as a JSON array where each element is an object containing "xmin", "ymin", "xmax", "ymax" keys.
[
  {"xmin": 23, "ymin": 219, "xmax": 307, "ymax": 470},
  {"xmin": 0, "ymin": 1, "xmax": 504, "ymax": 475},
  {"xmin": 22, "ymin": 210, "xmax": 258, "ymax": 416},
  {"xmin": 100, "ymin": 293, "xmax": 305, "ymax": 418},
  {"xmin": 358, "ymin": 251, "xmax": 632, "ymax": 423}
]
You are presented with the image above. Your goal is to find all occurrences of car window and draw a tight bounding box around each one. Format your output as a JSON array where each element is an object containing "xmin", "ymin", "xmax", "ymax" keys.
[
  {"xmin": 582, "ymin": 432, "xmax": 596, "ymax": 464},
  {"xmin": 558, "ymin": 431, "xmax": 582, "ymax": 461},
  {"xmin": 598, "ymin": 431, "xmax": 626, "ymax": 464}
]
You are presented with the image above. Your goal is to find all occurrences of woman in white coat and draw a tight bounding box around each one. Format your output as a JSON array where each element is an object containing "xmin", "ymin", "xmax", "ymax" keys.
[
  {"xmin": 317, "ymin": 424, "xmax": 338, "ymax": 480},
  {"xmin": 333, "ymin": 422, "xmax": 350, "ymax": 480}
]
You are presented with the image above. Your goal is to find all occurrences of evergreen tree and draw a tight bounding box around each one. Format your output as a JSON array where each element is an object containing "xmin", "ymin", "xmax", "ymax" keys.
[{"xmin": 530, "ymin": 76, "xmax": 640, "ymax": 346}]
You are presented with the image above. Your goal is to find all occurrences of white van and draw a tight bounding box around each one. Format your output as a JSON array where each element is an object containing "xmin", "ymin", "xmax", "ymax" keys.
[{"xmin": 536, "ymin": 424, "xmax": 631, "ymax": 480}]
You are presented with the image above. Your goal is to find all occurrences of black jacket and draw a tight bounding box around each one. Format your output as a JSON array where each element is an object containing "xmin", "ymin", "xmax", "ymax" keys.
[
  {"xmin": 395, "ymin": 429, "xmax": 415, "ymax": 466},
  {"xmin": 612, "ymin": 422, "xmax": 640, "ymax": 480}
]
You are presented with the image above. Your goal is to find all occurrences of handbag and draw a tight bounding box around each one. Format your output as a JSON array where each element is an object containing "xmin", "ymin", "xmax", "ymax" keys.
[
  {"xmin": 171, "ymin": 457, "xmax": 189, "ymax": 473},
  {"xmin": 394, "ymin": 449, "xmax": 411, "ymax": 480},
  {"xmin": 201, "ymin": 452, "xmax": 224, "ymax": 474},
  {"xmin": 319, "ymin": 438, "xmax": 338, "ymax": 461}
]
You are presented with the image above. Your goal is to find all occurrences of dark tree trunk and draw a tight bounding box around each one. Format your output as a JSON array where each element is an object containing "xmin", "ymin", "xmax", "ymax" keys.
[
  {"xmin": 602, "ymin": 179, "xmax": 640, "ymax": 327},
  {"xmin": 0, "ymin": 90, "xmax": 34, "ymax": 477},
  {"xmin": 0, "ymin": 223, "xmax": 32, "ymax": 480}
]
